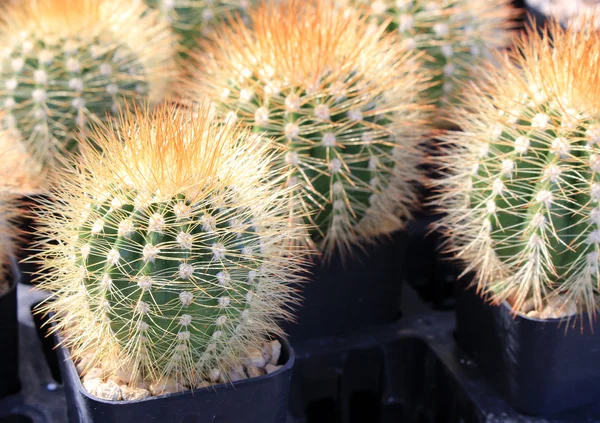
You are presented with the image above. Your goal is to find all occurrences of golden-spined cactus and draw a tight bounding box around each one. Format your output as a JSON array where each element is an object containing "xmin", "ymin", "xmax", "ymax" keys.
[
  {"xmin": 0, "ymin": 0, "xmax": 175, "ymax": 181},
  {"xmin": 34, "ymin": 102, "xmax": 309, "ymax": 389},
  {"xmin": 340, "ymin": 0, "xmax": 518, "ymax": 121},
  {"xmin": 185, "ymin": 0, "xmax": 431, "ymax": 257},
  {"xmin": 435, "ymin": 20, "xmax": 600, "ymax": 317}
]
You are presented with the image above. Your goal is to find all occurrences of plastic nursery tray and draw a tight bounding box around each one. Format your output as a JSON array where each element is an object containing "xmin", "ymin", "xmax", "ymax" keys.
[
  {"xmin": 0, "ymin": 282, "xmax": 68, "ymax": 423},
  {"xmin": 3, "ymin": 282, "xmax": 599, "ymax": 423},
  {"xmin": 287, "ymin": 286, "xmax": 600, "ymax": 423}
]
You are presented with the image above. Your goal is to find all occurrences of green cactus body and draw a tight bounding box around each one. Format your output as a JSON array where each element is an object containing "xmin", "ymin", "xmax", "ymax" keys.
[
  {"xmin": 436, "ymin": 21, "xmax": 600, "ymax": 316},
  {"xmin": 1, "ymin": 39, "xmax": 147, "ymax": 158},
  {"xmin": 0, "ymin": 0, "xmax": 174, "ymax": 177},
  {"xmin": 77, "ymin": 189, "xmax": 262, "ymax": 378},
  {"xmin": 248, "ymin": 84, "xmax": 397, "ymax": 244},
  {"xmin": 472, "ymin": 105, "xmax": 593, "ymax": 282},
  {"xmin": 345, "ymin": 0, "xmax": 516, "ymax": 115},
  {"xmin": 144, "ymin": 0, "xmax": 253, "ymax": 55},
  {"xmin": 193, "ymin": 0, "xmax": 430, "ymax": 255}
]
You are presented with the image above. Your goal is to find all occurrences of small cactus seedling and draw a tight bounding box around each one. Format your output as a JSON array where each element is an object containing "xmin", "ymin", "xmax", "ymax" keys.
[
  {"xmin": 434, "ymin": 20, "xmax": 600, "ymax": 318},
  {"xmin": 0, "ymin": 0, "xmax": 175, "ymax": 181},
  {"xmin": 143, "ymin": 0, "xmax": 255, "ymax": 57},
  {"xmin": 34, "ymin": 102, "xmax": 309, "ymax": 388},
  {"xmin": 187, "ymin": 0, "xmax": 431, "ymax": 257},
  {"xmin": 339, "ymin": 0, "xmax": 518, "ymax": 121}
]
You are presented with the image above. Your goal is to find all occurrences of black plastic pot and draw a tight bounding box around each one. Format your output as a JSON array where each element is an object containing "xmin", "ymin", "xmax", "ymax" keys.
[
  {"xmin": 403, "ymin": 214, "xmax": 459, "ymax": 311},
  {"xmin": 455, "ymin": 280, "xmax": 600, "ymax": 416},
  {"xmin": 16, "ymin": 194, "xmax": 46, "ymax": 286},
  {"xmin": 283, "ymin": 230, "xmax": 406, "ymax": 344},
  {"xmin": 55, "ymin": 334, "xmax": 295, "ymax": 423},
  {"xmin": 0, "ymin": 261, "xmax": 21, "ymax": 398}
]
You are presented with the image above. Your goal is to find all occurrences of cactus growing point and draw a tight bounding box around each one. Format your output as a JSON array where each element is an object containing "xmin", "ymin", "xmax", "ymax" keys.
[
  {"xmin": 34, "ymin": 102, "xmax": 309, "ymax": 388},
  {"xmin": 187, "ymin": 0, "xmax": 431, "ymax": 257},
  {"xmin": 435, "ymin": 20, "xmax": 600, "ymax": 318},
  {"xmin": 0, "ymin": 0, "xmax": 175, "ymax": 185}
]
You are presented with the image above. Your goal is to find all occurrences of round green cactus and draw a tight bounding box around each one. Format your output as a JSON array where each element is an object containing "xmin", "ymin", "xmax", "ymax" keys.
[
  {"xmin": 144, "ymin": 0, "xmax": 255, "ymax": 56},
  {"xmin": 35, "ymin": 103, "xmax": 309, "ymax": 387},
  {"xmin": 0, "ymin": 0, "xmax": 175, "ymax": 183},
  {"xmin": 340, "ymin": 0, "xmax": 517, "ymax": 119},
  {"xmin": 435, "ymin": 21, "xmax": 600, "ymax": 317},
  {"xmin": 188, "ymin": 0, "xmax": 431, "ymax": 256}
]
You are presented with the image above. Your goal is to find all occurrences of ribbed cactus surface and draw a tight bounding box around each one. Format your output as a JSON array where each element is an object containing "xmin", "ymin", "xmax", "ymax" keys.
[
  {"xmin": 188, "ymin": 0, "xmax": 431, "ymax": 256},
  {"xmin": 35, "ymin": 103, "xmax": 308, "ymax": 387},
  {"xmin": 436, "ymin": 21, "xmax": 600, "ymax": 316},
  {"xmin": 0, "ymin": 0, "xmax": 174, "ymax": 180}
]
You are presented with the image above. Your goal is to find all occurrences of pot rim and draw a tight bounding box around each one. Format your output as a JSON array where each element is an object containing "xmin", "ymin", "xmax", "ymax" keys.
[{"xmin": 55, "ymin": 330, "xmax": 295, "ymax": 405}]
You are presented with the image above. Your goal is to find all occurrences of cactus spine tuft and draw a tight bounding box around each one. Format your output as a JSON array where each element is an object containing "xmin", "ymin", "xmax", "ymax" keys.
[
  {"xmin": 186, "ymin": 0, "xmax": 431, "ymax": 257},
  {"xmin": 0, "ymin": 0, "xmax": 175, "ymax": 185},
  {"xmin": 34, "ymin": 102, "xmax": 309, "ymax": 388},
  {"xmin": 435, "ymin": 20, "xmax": 600, "ymax": 317}
]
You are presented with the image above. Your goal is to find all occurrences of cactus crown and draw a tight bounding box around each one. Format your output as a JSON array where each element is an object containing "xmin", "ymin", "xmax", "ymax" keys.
[
  {"xmin": 341, "ymin": 0, "xmax": 517, "ymax": 118},
  {"xmin": 0, "ymin": 0, "xmax": 175, "ymax": 184},
  {"xmin": 144, "ymin": 0, "xmax": 254, "ymax": 56},
  {"xmin": 35, "ymin": 102, "xmax": 309, "ymax": 388},
  {"xmin": 187, "ymin": 0, "xmax": 431, "ymax": 257},
  {"xmin": 435, "ymin": 20, "xmax": 600, "ymax": 317}
]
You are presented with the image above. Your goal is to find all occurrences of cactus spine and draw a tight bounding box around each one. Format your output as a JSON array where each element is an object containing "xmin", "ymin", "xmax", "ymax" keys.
[
  {"xmin": 340, "ymin": 0, "xmax": 517, "ymax": 120},
  {"xmin": 0, "ymin": 0, "xmax": 175, "ymax": 184},
  {"xmin": 435, "ymin": 20, "xmax": 600, "ymax": 317},
  {"xmin": 35, "ymin": 103, "xmax": 309, "ymax": 388},
  {"xmin": 187, "ymin": 0, "xmax": 431, "ymax": 256}
]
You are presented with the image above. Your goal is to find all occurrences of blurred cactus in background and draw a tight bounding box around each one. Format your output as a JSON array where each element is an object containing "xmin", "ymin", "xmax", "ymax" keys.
[
  {"xmin": 435, "ymin": 19, "xmax": 600, "ymax": 319},
  {"xmin": 34, "ymin": 102, "xmax": 309, "ymax": 389},
  {"xmin": 339, "ymin": 0, "xmax": 518, "ymax": 124},
  {"xmin": 143, "ymin": 0, "xmax": 255, "ymax": 58},
  {"xmin": 0, "ymin": 112, "xmax": 44, "ymax": 195},
  {"xmin": 0, "ymin": 0, "xmax": 175, "ymax": 188},
  {"xmin": 186, "ymin": 0, "xmax": 432, "ymax": 257}
]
